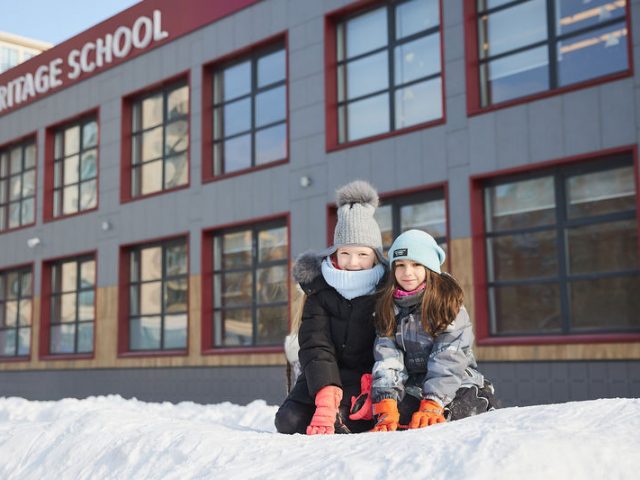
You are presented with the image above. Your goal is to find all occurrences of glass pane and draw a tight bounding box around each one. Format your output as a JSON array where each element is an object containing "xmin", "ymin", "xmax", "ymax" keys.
[
  {"xmin": 9, "ymin": 176, "xmax": 21, "ymax": 200},
  {"xmin": 0, "ymin": 153, "xmax": 6, "ymax": 176},
  {"xmin": 486, "ymin": 176, "xmax": 555, "ymax": 231},
  {"xmin": 63, "ymin": 186, "xmax": 79, "ymax": 216},
  {"xmin": 223, "ymin": 134, "xmax": 252, "ymax": 173},
  {"xmin": 129, "ymin": 285, "xmax": 139, "ymax": 315},
  {"xmin": 396, "ymin": 0, "xmax": 439, "ymax": 39},
  {"xmin": 64, "ymin": 126, "xmax": 80, "ymax": 156},
  {"xmin": 258, "ymin": 49, "xmax": 286, "ymax": 88},
  {"xmin": 129, "ymin": 316, "xmax": 161, "ymax": 350},
  {"xmin": 60, "ymin": 293, "xmax": 77, "ymax": 322},
  {"xmin": 82, "ymin": 121, "xmax": 98, "ymax": 148},
  {"xmin": 256, "ymin": 305, "xmax": 288, "ymax": 345},
  {"xmin": 77, "ymin": 322, "xmax": 94, "ymax": 353},
  {"xmin": 79, "ymin": 180, "xmax": 97, "ymax": 210},
  {"xmin": 78, "ymin": 291, "xmax": 94, "ymax": 321},
  {"xmin": 0, "ymin": 179, "xmax": 5, "ymax": 201},
  {"xmin": 8, "ymin": 203, "xmax": 20, "ymax": 228},
  {"xmin": 570, "ymin": 275, "xmax": 640, "ymax": 331},
  {"xmin": 567, "ymin": 166, "xmax": 635, "ymax": 219},
  {"xmin": 220, "ymin": 308, "xmax": 252, "ymax": 346},
  {"xmin": 255, "ymin": 124, "xmax": 286, "ymax": 165},
  {"xmin": 5, "ymin": 300, "xmax": 17, "ymax": 326},
  {"xmin": 483, "ymin": 46, "xmax": 549, "ymax": 105},
  {"xmin": 257, "ymin": 265, "xmax": 288, "ymax": 303},
  {"xmin": 24, "ymin": 145, "xmax": 35, "ymax": 169},
  {"xmin": 394, "ymin": 34, "xmax": 440, "ymax": 85},
  {"xmin": 258, "ymin": 226, "xmax": 287, "ymax": 262},
  {"xmin": 164, "ymin": 153, "xmax": 188, "ymax": 189},
  {"xmin": 479, "ymin": 0, "xmax": 516, "ymax": 9},
  {"xmin": 223, "ymin": 61, "xmax": 251, "ymax": 101},
  {"xmin": 22, "ymin": 170, "xmax": 35, "ymax": 197},
  {"xmin": 18, "ymin": 327, "xmax": 30, "ymax": 356},
  {"xmin": 141, "ymin": 247, "xmax": 162, "ymax": 281},
  {"xmin": 54, "ymin": 161, "xmax": 62, "ymax": 187},
  {"xmin": 80, "ymin": 150, "xmax": 97, "ymax": 180},
  {"xmin": 400, "ymin": 199, "xmax": 446, "ymax": 238},
  {"xmin": 567, "ymin": 220, "xmax": 637, "ymax": 275},
  {"xmin": 50, "ymin": 324, "xmax": 75, "ymax": 354},
  {"xmin": 374, "ymin": 204, "xmax": 393, "ymax": 249},
  {"xmin": 142, "ymin": 126, "xmax": 163, "ymax": 161},
  {"xmin": 345, "ymin": 51, "xmax": 388, "ymax": 100},
  {"xmin": 21, "ymin": 199, "xmax": 33, "ymax": 225},
  {"xmin": 223, "ymin": 98, "xmax": 252, "ymax": 137},
  {"xmin": 345, "ymin": 93, "xmax": 390, "ymax": 142},
  {"xmin": 164, "ymin": 278, "xmax": 188, "ymax": 313},
  {"xmin": 166, "ymin": 243, "xmax": 188, "ymax": 276},
  {"xmin": 8, "ymin": 272, "xmax": 20, "ymax": 299},
  {"xmin": 491, "ymin": 283, "xmax": 562, "ymax": 334},
  {"xmin": 556, "ymin": 0, "xmax": 627, "ymax": 36},
  {"xmin": 21, "ymin": 272, "xmax": 32, "ymax": 296},
  {"xmin": 222, "ymin": 230, "xmax": 252, "ymax": 269},
  {"xmin": 167, "ymin": 85, "xmax": 189, "ymax": 120},
  {"xmin": 557, "ymin": 23, "xmax": 629, "ymax": 87},
  {"xmin": 218, "ymin": 271, "xmax": 253, "ymax": 307},
  {"xmin": 164, "ymin": 314, "xmax": 187, "ymax": 349},
  {"xmin": 394, "ymin": 77, "xmax": 442, "ymax": 128},
  {"xmin": 255, "ymin": 86, "xmax": 286, "ymax": 127},
  {"xmin": 61, "ymin": 262, "xmax": 77, "ymax": 292},
  {"xmin": 345, "ymin": 7, "xmax": 388, "ymax": 59},
  {"xmin": 18, "ymin": 299, "xmax": 31, "ymax": 326},
  {"xmin": 481, "ymin": 0, "xmax": 547, "ymax": 58},
  {"xmin": 0, "ymin": 329, "xmax": 16, "ymax": 356},
  {"xmin": 141, "ymin": 93, "xmax": 163, "ymax": 130},
  {"xmin": 488, "ymin": 230, "xmax": 557, "ymax": 281},
  {"xmin": 9, "ymin": 148, "xmax": 21, "ymax": 174},
  {"xmin": 165, "ymin": 120, "xmax": 188, "ymax": 155},
  {"xmin": 141, "ymin": 160, "xmax": 163, "ymax": 195},
  {"xmin": 140, "ymin": 282, "xmax": 162, "ymax": 315}
]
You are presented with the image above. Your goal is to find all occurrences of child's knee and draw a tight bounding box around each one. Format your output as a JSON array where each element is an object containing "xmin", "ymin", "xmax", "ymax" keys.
[{"xmin": 274, "ymin": 401, "xmax": 311, "ymax": 434}]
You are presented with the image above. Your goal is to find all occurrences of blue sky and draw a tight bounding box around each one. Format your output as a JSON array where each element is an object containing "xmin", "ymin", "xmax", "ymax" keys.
[{"xmin": 0, "ymin": 0, "xmax": 141, "ymax": 45}]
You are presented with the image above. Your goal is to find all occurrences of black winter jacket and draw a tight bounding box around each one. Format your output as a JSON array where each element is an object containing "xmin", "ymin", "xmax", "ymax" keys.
[{"xmin": 287, "ymin": 252, "xmax": 385, "ymax": 406}]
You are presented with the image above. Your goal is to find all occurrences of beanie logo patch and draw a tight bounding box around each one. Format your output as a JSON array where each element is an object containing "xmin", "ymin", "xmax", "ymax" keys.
[{"xmin": 393, "ymin": 248, "xmax": 408, "ymax": 258}]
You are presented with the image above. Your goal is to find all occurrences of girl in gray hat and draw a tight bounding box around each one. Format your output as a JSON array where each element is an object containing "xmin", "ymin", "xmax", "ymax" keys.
[
  {"xmin": 275, "ymin": 180, "xmax": 387, "ymax": 435},
  {"xmin": 369, "ymin": 229, "xmax": 497, "ymax": 431}
]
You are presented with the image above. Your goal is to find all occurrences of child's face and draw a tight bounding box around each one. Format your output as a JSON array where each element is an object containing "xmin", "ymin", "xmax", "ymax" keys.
[
  {"xmin": 336, "ymin": 246, "xmax": 376, "ymax": 270},
  {"xmin": 394, "ymin": 260, "xmax": 426, "ymax": 291}
]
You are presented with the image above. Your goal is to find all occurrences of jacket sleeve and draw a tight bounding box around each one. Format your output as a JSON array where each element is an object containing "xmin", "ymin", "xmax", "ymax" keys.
[
  {"xmin": 371, "ymin": 335, "xmax": 408, "ymax": 403},
  {"xmin": 297, "ymin": 293, "xmax": 341, "ymax": 397},
  {"xmin": 422, "ymin": 307, "xmax": 474, "ymax": 407}
]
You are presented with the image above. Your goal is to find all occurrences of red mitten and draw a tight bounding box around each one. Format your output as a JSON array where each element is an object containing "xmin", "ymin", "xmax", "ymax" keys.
[
  {"xmin": 371, "ymin": 399, "xmax": 400, "ymax": 432},
  {"xmin": 306, "ymin": 386, "xmax": 343, "ymax": 435},
  {"xmin": 349, "ymin": 373, "xmax": 373, "ymax": 421},
  {"xmin": 408, "ymin": 399, "xmax": 445, "ymax": 429}
]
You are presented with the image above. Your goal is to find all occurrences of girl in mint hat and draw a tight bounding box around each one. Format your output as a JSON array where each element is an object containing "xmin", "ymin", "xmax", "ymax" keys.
[{"xmin": 369, "ymin": 229, "xmax": 497, "ymax": 431}]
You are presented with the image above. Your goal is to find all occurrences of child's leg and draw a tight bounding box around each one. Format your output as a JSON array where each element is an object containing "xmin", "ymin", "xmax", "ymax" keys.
[
  {"xmin": 397, "ymin": 395, "xmax": 421, "ymax": 426},
  {"xmin": 274, "ymin": 398, "xmax": 314, "ymax": 434}
]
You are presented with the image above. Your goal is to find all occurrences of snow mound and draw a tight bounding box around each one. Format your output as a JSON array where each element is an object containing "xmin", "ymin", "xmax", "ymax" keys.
[{"xmin": 0, "ymin": 396, "xmax": 638, "ymax": 479}]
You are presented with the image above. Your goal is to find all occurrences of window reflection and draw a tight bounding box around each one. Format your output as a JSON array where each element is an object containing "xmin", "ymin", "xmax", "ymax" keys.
[
  {"xmin": 0, "ymin": 140, "xmax": 36, "ymax": 230},
  {"xmin": 0, "ymin": 267, "xmax": 32, "ymax": 357}
]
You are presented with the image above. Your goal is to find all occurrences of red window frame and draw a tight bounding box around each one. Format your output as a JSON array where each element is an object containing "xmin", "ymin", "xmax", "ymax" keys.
[
  {"xmin": 44, "ymin": 108, "xmax": 100, "ymax": 222},
  {"xmin": 120, "ymin": 72, "xmax": 191, "ymax": 203},
  {"xmin": 201, "ymin": 213, "xmax": 290, "ymax": 354},
  {"xmin": 117, "ymin": 233, "xmax": 190, "ymax": 357},
  {"xmin": 470, "ymin": 145, "xmax": 640, "ymax": 345},
  {"xmin": 324, "ymin": 0, "xmax": 446, "ymax": 152},
  {"xmin": 201, "ymin": 32, "xmax": 289, "ymax": 183},
  {"xmin": 463, "ymin": 0, "xmax": 635, "ymax": 116}
]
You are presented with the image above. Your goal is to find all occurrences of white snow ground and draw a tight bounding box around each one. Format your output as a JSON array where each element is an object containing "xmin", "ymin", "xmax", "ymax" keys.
[{"xmin": 0, "ymin": 396, "xmax": 638, "ymax": 480}]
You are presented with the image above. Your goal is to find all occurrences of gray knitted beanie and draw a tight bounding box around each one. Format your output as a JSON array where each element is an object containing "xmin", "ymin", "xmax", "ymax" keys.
[{"xmin": 328, "ymin": 180, "xmax": 384, "ymax": 261}]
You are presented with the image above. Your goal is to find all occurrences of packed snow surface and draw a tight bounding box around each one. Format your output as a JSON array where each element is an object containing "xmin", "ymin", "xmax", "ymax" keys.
[{"xmin": 0, "ymin": 396, "xmax": 638, "ymax": 479}]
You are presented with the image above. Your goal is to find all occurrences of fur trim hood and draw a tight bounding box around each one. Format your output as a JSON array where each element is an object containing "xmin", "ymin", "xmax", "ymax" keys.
[{"xmin": 292, "ymin": 251, "xmax": 324, "ymax": 285}]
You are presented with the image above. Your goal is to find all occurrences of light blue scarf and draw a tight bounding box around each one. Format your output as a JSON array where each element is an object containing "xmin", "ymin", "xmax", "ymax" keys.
[{"xmin": 321, "ymin": 258, "xmax": 385, "ymax": 300}]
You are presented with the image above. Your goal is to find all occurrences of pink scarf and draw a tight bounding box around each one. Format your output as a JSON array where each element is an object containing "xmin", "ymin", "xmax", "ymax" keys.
[{"xmin": 393, "ymin": 282, "xmax": 426, "ymax": 299}]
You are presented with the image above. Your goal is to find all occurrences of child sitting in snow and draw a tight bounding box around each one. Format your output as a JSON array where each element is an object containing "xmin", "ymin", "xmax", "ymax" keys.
[{"xmin": 369, "ymin": 229, "xmax": 497, "ymax": 431}]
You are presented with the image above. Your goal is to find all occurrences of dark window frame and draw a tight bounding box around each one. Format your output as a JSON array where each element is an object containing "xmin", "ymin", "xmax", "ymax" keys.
[
  {"xmin": 0, "ymin": 138, "xmax": 36, "ymax": 233},
  {"xmin": 0, "ymin": 265, "xmax": 33, "ymax": 359}
]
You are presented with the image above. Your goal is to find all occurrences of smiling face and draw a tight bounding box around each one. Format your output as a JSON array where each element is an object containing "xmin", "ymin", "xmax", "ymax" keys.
[
  {"xmin": 393, "ymin": 260, "xmax": 427, "ymax": 291},
  {"xmin": 336, "ymin": 246, "xmax": 376, "ymax": 271}
]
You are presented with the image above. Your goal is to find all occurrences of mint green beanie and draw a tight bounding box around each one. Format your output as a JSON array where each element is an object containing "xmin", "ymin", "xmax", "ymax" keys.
[{"xmin": 388, "ymin": 229, "xmax": 445, "ymax": 274}]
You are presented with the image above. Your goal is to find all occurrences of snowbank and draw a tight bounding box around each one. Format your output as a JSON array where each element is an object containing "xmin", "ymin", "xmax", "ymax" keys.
[{"xmin": 0, "ymin": 396, "xmax": 638, "ymax": 479}]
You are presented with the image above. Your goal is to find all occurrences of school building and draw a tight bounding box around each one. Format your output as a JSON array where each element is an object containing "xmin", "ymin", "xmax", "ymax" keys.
[{"xmin": 0, "ymin": 0, "xmax": 638, "ymax": 407}]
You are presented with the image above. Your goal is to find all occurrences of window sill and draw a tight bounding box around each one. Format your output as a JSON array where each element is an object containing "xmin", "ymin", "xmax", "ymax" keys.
[
  {"xmin": 476, "ymin": 332, "xmax": 640, "ymax": 346},
  {"xmin": 202, "ymin": 158, "xmax": 287, "ymax": 184},
  {"xmin": 0, "ymin": 221, "xmax": 37, "ymax": 236},
  {"xmin": 202, "ymin": 346, "xmax": 284, "ymax": 356},
  {"xmin": 117, "ymin": 349, "xmax": 188, "ymax": 359},
  {"xmin": 39, "ymin": 353, "xmax": 94, "ymax": 361},
  {"xmin": 44, "ymin": 206, "xmax": 99, "ymax": 223},
  {"xmin": 121, "ymin": 183, "xmax": 190, "ymax": 204},
  {"xmin": 0, "ymin": 355, "xmax": 31, "ymax": 363}
]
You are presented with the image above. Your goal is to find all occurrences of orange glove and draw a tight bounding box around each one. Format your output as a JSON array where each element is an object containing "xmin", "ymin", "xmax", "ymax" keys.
[
  {"xmin": 408, "ymin": 399, "xmax": 445, "ymax": 429},
  {"xmin": 306, "ymin": 386, "xmax": 343, "ymax": 435},
  {"xmin": 371, "ymin": 399, "xmax": 400, "ymax": 432}
]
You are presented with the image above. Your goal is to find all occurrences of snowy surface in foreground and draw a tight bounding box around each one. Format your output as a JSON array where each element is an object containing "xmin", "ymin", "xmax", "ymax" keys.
[{"xmin": 0, "ymin": 396, "xmax": 638, "ymax": 480}]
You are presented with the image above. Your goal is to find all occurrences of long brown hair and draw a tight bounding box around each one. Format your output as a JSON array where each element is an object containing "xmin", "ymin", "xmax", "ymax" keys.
[{"xmin": 375, "ymin": 266, "xmax": 463, "ymax": 337}]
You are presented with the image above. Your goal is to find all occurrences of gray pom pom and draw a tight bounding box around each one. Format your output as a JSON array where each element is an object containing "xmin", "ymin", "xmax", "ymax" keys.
[{"xmin": 336, "ymin": 180, "xmax": 379, "ymax": 208}]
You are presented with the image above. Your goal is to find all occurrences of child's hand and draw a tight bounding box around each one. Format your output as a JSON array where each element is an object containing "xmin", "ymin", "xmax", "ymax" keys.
[
  {"xmin": 307, "ymin": 386, "xmax": 342, "ymax": 435},
  {"xmin": 370, "ymin": 399, "xmax": 400, "ymax": 432},
  {"xmin": 408, "ymin": 399, "xmax": 445, "ymax": 428}
]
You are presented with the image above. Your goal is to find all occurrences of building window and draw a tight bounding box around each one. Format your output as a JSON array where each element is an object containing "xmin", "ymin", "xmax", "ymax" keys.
[
  {"xmin": 210, "ymin": 43, "xmax": 287, "ymax": 175},
  {"xmin": 476, "ymin": 0, "xmax": 630, "ymax": 107},
  {"xmin": 0, "ymin": 46, "xmax": 19, "ymax": 73},
  {"xmin": 127, "ymin": 239, "xmax": 188, "ymax": 351},
  {"xmin": 483, "ymin": 153, "xmax": 639, "ymax": 336},
  {"xmin": 0, "ymin": 267, "xmax": 32, "ymax": 358},
  {"xmin": 0, "ymin": 139, "xmax": 36, "ymax": 232},
  {"xmin": 130, "ymin": 82, "xmax": 189, "ymax": 197},
  {"xmin": 210, "ymin": 221, "xmax": 288, "ymax": 348},
  {"xmin": 46, "ymin": 256, "xmax": 96, "ymax": 355},
  {"xmin": 334, "ymin": 0, "xmax": 443, "ymax": 143},
  {"xmin": 52, "ymin": 117, "xmax": 98, "ymax": 217}
]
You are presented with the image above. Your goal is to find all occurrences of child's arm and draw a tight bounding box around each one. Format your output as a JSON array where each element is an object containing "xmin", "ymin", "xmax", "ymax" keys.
[{"xmin": 371, "ymin": 336, "xmax": 408, "ymax": 403}]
